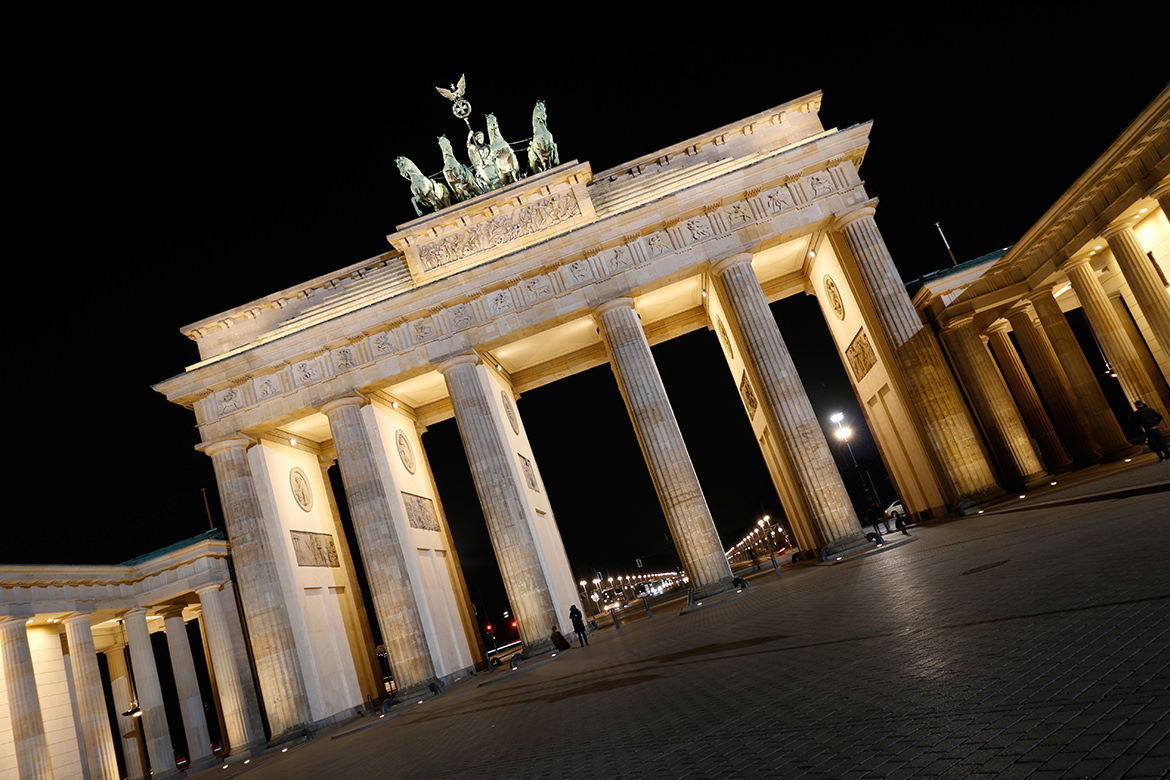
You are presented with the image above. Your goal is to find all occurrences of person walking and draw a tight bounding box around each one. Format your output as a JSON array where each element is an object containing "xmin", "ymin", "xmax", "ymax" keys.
[
  {"xmin": 569, "ymin": 604, "xmax": 588, "ymax": 647},
  {"xmin": 1134, "ymin": 401, "xmax": 1170, "ymax": 461}
]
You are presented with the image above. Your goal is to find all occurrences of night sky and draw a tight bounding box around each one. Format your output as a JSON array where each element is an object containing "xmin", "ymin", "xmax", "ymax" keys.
[{"xmin": 13, "ymin": 13, "xmax": 1165, "ymax": 622}]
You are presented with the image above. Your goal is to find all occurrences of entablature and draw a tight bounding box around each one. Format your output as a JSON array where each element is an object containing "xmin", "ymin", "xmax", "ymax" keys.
[{"xmin": 156, "ymin": 111, "xmax": 875, "ymax": 445}]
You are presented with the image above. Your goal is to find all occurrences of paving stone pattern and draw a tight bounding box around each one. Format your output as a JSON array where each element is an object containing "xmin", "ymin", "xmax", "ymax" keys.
[{"xmin": 197, "ymin": 460, "xmax": 1170, "ymax": 779}]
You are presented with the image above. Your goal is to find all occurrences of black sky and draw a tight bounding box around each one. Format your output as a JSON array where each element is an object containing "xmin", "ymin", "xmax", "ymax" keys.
[{"xmin": 13, "ymin": 12, "xmax": 1165, "ymax": 620}]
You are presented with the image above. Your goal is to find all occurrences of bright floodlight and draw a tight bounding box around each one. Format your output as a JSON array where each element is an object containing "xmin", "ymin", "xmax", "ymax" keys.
[
  {"xmin": 830, "ymin": 412, "xmax": 844, "ymax": 424},
  {"xmin": 835, "ymin": 426, "xmax": 852, "ymax": 440}
]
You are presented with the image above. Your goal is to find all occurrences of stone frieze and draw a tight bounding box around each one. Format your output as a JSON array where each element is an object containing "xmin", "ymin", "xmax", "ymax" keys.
[{"xmin": 200, "ymin": 159, "xmax": 862, "ymax": 426}]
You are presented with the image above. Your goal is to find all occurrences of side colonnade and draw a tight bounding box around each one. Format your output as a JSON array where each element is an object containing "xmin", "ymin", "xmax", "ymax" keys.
[
  {"xmin": 919, "ymin": 172, "xmax": 1169, "ymax": 478},
  {"xmin": 0, "ymin": 537, "xmax": 266, "ymax": 779}
]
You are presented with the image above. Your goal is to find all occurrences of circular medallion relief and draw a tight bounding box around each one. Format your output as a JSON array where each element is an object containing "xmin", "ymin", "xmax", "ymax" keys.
[
  {"xmin": 396, "ymin": 429, "xmax": 416, "ymax": 474},
  {"xmin": 501, "ymin": 390, "xmax": 520, "ymax": 435},
  {"xmin": 824, "ymin": 275, "xmax": 845, "ymax": 320},
  {"xmin": 289, "ymin": 467, "xmax": 313, "ymax": 512}
]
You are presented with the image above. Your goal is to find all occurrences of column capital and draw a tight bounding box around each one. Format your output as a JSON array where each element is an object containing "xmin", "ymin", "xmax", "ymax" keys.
[
  {"xmin": 831, "ymin": 202, "xmax": 878, "ymax": 231},
  {"xmin": 62, "ymin": 611, "xmax": 94, "ymax": 627},
  {"xmin": 984, "ymin": 320, "xmax": 1012, "ymax": 337},
  {"xmin": 592, "ymin": 297, "xmax": 637, "ymax": 320},
  {"xmin": 1022, "ymin": 287, "xmax": 1055, "ymax": 306},
  {"xmin": 157, "ymin": 604, "xmax": 187, "ymax": 621},
  {"xmin": 434, "ymin": 352, "xmax": 481, "ymax": 375},
  {"xmin": 941, "ymin": 311, "xmax": 977, "ymax": 331},
  {"xmin": 1150, "ymin": 178, "xmax": 1170, "ymax": 200},
  {"xmin": 319, "ymin": 393, "xmax": 368, "ymax": 416},
  {"xmin": 710, "ymin": 252, "xmax": 755, "ymax": 277},
  {"xmin": 1058, "ymin": 255, "xmax": 1093, "ymax": 274},
  {"xmin": 1099, "ymin": 221, "xmax": 1136, "ymax": 240},
  {"xmin": 196, "ymin": 434, "xmax": 255, "ymax": 459},
  {"xmin": 194, "ymin": 582, "xmax": 223, "ymax": 597}
]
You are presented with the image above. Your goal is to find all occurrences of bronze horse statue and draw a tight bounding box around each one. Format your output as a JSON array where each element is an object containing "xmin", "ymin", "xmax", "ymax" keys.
[
  {"xmin": 396, "ymin": 156, "xmax": 451, "ymax": 216},
  {"xmin": 527, "ymin": 100, "xmax": 559, "ymax": 173}
]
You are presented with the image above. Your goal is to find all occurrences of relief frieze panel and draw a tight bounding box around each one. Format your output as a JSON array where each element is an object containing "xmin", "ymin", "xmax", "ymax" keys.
[
  {"xmin": 416, "ymin": 191, "xmax": 582, "ymax": 273},
  {"xmin": 370, "ymin": 328, "xmax": 402, "ymax": 356},
  {"xmin": 290, "ymin": 530, "xmax": 340, "ymax": 568},
  {"xmin": 763, "ymin": 185, "xmax": 795, "ymax": 214},
  {"xmin": 845, "ymin": 328, "xmax": 877, "ymax": 382}
]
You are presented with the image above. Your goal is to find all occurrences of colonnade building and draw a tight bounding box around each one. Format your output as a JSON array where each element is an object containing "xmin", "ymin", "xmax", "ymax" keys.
[{"xmin": 2, "ymin": 86, "xmax": 1167, "ymax": 778}]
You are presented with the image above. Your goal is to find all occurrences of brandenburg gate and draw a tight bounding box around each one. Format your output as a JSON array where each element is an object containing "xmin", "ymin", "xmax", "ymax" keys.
[
  {"xmin": 8, "ymin": 87, "xmax": 1163, "ymax": 773},
  {"xmin": 149, "ymin": 89, "xmax": 990, "ymax": 737}
]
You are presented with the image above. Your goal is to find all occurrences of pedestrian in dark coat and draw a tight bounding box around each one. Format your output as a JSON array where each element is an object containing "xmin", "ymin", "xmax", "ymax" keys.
[
  {"xmin": 569, "ymin": 604, "xmax": 588, "ymax": 647},
  {"xmin": 1134, "ymin": 401, "xmax": 1170, "ymax": 461}
]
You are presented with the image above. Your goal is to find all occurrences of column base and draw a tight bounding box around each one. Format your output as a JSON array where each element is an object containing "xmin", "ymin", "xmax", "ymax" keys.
[
  {"xmin": 186, "ymin": 754, "xmax": 220, "ymax": 774},
  {"xmin": 690, "ymin": 577, "xmax": 737, "ymax": 601},
  {"xmin": 267, "ymin": 723, "xmax": 316, "ymax": 749},
  {"xmin": 519, "ymin": 637, "xmax": 555, "ymax": 658},
  {"xmin": 1023, "ymin": 472, "xmax": 1054, "ymax": 491},
  {"xmin": 819, "ymin": 533, "xmax": 872, "ymax": 559},
  {"xmin": 393, "ymin": 678, "xmax": 443, "ymax": 702},
  {"xmin": 1101, "ymin": 442, "xmax": 1143, "ymax": 462}
]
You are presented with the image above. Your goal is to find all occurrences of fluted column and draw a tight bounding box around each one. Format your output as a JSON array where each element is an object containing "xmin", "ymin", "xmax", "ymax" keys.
[
  {"xmin": 1005, "ymin": 301, "xmax": 1101, "ymax": 466},
  {"xmin": 594, "ymin": 299, "xmax": 733, "ymax": 595},
  {"xmin": 834, "ymin": 204, "xmax": 1000, "ymax": 505},
  {"xmin": 124, "ymin": 608, "xmax": 177, "ymax": 779},
  {"xmin": 985, "ymin": 322, "xmax": 1071, "ymax": 474},
  {"xmin": 159, "ymin": 606, "xmax": 212, "ymax": 766},
  {"xmin": 198, "ymin": 435, "xmax": 312, "ymax": 741},
  {"xmin": 104, "ymin": 646, "xmax": 146, "ymax": 779},
  {"xmin": 1101, "ymin": 222, "xmax": 1170, "ymax": 365},
  {"xmin": 942, "ymin": 315, "xmax": 1046, "ymax": 488},
  {"xmin": 320, "ymin": 395, "xmax": 435, "ymax": 693},
  {"xmin": 1152, "ymin": 179, "xmax": 1170, "ymax": 225},
  {"xmin": 438, "ymin": 354, "xmax": 559, "ymax": 654},
  {"xmin": 1029, "ymin": 290, "xmax": 1134, "ymax": 459},
  {"xmin": 0, "ymin": 617, "xmax": 53, "ymax": 780},
  {"xmin": 712, "ymin": 254, "xmax": 863, "ymax": 549},
  {"xmin": 63, "ymin": 613, "xmax": 120, "ymax": 780},
  {"xmin": 1062, "ymin": 256, "xmax": 1164, "ymax": 416},
  {"xmin": 195, "ymin": 584, "xmax": 261, "ymax": 755}
]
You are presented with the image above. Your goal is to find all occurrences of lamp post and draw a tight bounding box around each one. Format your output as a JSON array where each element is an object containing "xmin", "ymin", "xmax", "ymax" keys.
[{"xmin": 830, "ymin": 412, "xmax": 876, "ymax": 503}]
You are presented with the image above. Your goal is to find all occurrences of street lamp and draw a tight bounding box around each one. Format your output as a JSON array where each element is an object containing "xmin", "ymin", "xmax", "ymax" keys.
[{"xmin": 830, "ymin": 412, "xmax": 876, "ymax": 503}]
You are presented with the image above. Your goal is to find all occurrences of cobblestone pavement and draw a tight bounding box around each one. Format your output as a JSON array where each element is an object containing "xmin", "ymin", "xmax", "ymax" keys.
[{"xmin": 197, "ymin": 458, "xmax": 1170, "ymax": 779}]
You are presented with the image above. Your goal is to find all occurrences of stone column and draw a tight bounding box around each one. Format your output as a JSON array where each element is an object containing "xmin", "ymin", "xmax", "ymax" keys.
[
  {"xmin": 1152, "ymin": 179, "xmax": 1170, "ymax": 225},
  {"xmin": 124, "ymin": 608, "xmax": 177, "ymax": 779},
  {"xmin": 320, "ymin": 395, "xmax": 435, "ymax": 695},
  {"xmin": 104, "ymin": 646, "xmax": 146, "ymax": 780},
  {"xmin": 62, "ymin": 613, "xmax": 120, "ymax": 780},
  {"xmin": 198, "ymin": 435, "xmax": 312, "ymax": 741},
  {"xmin": 159, "ymin": 606, "xmax": 213, "ymax": 767},
  {"xmin": 834, "ymin": 204, "xmax": 1000, "ymax": 505},
  {"xmin": 1004, "ymin": 301, "xmax": 1101, "ymax": 466},
  {"xmin": 985, "ymin": 322, "xmax": 1071, "ymax": 474},
  {"xmin": 594, "ymin": 299, "xmax": 733, "ymax": 595},
  {"xmin": 1062, "ymin": 256, "xmax": 1164, "ymax": 416},
  {"xmin": 195, "ymin": 584, "xmax": 262, "ymax": 756},
  {"xmin": 437, "ymin": 354, "xmax": 559, "ymax": 654},
  {"xmin": 941, "ymin": 315, "xmax": 1047, "ymax": 488},
  {"xmin": 711, "ymin": 254, "xmax": 864, "ymax": 550},
  {"xmin": 219, "ymin": 582, "xmax": 266, "ymax": 744},
  {"xmin": 0, "ymin": 617, "xmax": 53, "ymax": 780},
  {"xmin": 1101, "ymin": 222, "xmax": 1170, "ymax": 365},
  {"xmin": 1028, "ymin": 290, "xmax": 1134, "ymax": 459}
]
